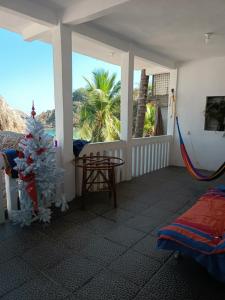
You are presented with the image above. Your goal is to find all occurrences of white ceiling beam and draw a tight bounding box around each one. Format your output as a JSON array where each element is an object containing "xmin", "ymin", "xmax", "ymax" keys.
[
  {"xmin": 72, "ymin": 23, "xmax": 128, "ymax": 52},
  {"xmin": 72, "ymin": 24, "xmax": 176, "ymax": 69},
  {"xmin": 62, "ymin": 0, "xmax": 131, "ymax": 25},
  {"xmin": 22, "ymin": 23, "xmax": 49, "ymax": 41},
  {"xmin": 0, "ymin": 0, "xmax": 58, "ymax": 26},
  {"xmin": 133, "ymin": 45, "xmax": 176, "ymax": 70}
]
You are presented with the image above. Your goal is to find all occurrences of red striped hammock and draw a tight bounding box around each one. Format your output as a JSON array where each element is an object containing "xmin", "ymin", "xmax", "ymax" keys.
[{"xmin": 176, "ymin": 117, "xmax": 225, "ymax": 181}]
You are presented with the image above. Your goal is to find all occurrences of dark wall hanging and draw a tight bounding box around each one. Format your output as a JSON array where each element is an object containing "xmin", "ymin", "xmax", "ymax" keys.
[{"xmin": 204, "ymin": 96, "xmax": 225, "ymax": 131}]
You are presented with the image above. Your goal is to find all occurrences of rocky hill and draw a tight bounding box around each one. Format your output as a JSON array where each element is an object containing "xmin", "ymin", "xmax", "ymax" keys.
[
  {"xmin": 37, "ymin": 105, "xmax": 79, "ymax": 128},
  {"xmin": 0, "ymin": 96, "xmax": 25, "ymax": 133},
  {"xmin": 0, "ymin": 96, "xmax": 81, "ymax": 134},
  {"xmin": 37, "ymin": 109, "xmax": 55, "ymax": 128}
]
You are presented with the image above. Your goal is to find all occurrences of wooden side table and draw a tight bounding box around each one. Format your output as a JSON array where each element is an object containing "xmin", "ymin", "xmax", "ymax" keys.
[{"xmin": 76, "ymin": 155, "xmax": 124, "ymax": 209}]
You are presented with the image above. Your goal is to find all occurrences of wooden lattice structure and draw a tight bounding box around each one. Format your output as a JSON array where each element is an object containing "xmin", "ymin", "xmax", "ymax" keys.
[{"xmin": 152, "ymin": 73, "xmax": 170, "ymax": 96}]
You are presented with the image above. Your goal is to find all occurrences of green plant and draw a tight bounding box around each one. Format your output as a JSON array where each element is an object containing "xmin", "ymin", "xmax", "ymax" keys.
[
  {"xmin": 143, "ymin": 103, "xmax": 155, "ymax": 136},
  {"xmin": 78, "ymin": 70, "xmax": 121, "ymax": 142}
]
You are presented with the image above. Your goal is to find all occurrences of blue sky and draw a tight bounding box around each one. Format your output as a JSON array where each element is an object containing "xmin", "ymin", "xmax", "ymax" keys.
[{"xmin": 0, "ymin": 28, "xmax": 140, "ymax": 114}]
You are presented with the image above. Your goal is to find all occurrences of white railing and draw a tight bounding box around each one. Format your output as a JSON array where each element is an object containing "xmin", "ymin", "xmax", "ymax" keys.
[
  {"xmin": 76, "ymin": 135, "xmax": 172, "ymax": 196},
  {"xmin": 75, "ymin": 140, "xmax": 126, "ymax": 195},
  {"xmin": 0, "ymin": 169, "xmax": 18, "ymax": 224},
  {"xmin": 0, "ymin": 135, "xmax": 172, "ymax": 222},
  {"xmin": 131, "ymin": 135, "xmax": 171, "ymax": 177}
]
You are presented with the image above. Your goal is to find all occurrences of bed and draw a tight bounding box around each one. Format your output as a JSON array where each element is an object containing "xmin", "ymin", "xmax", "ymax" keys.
[{"xmin": 157, "ymin": 186, "xmax": 225, "ymax": 282}]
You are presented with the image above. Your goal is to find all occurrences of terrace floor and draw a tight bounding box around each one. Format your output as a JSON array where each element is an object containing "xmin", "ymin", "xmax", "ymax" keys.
[{"xmin": 0, "ymin": 166, "xmax": 224, "ymax": 300}]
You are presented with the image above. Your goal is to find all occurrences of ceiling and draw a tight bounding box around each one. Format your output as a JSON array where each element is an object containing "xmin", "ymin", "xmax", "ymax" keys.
[
  {"xmin": 66, "ymin": 32, "xmax": 170, "ymax": 74},
  {"xmin": 90, "ymin": 0, "xmax": 225, "ymax": 62},
  {"xmin": 1, "ymin": 0, "xmax": 225, "ymax": 64},
  {"xmin": 31, "ymin": 0, "xmax": 78, "ymax": 11},
  {"xmin": 0, "ymin": 2, "xmax": 170, "ymax": 74},
  {"xmin": 0, "ymin": 10, "xmax": 31, "ymax": 34}
]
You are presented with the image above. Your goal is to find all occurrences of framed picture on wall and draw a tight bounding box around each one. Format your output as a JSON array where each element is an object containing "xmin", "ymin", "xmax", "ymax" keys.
[{"xmin": 204, "ymin": 96, "xmax": 225, "ymax": 131}]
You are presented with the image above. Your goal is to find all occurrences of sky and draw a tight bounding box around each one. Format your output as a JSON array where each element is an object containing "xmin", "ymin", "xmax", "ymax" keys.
[{"xmin": 0, "ymin": 28, "xmax": 141, "ymax": 115}]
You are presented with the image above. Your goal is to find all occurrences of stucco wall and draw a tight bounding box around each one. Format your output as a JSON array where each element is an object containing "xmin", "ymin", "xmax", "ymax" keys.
[{"xmin": 172, "ymin": 56, "xmax": 225, "ymax": 171}]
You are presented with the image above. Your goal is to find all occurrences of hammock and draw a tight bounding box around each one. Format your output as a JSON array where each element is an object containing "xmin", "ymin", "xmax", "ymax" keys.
[{"xmin": 176, "ymin": 117, "xmax": 225, "ymax": 181}]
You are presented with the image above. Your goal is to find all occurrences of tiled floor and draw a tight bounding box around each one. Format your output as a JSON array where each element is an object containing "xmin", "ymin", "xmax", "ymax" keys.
[{"xmin": 0, "ymin": 167, "xmax": 225, "ymax": 300}]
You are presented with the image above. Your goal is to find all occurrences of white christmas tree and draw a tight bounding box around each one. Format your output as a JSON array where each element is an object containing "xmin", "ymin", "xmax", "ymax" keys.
[{"xmin": 12, "ymin": 104, "xmax": 68, "ymax": 226}]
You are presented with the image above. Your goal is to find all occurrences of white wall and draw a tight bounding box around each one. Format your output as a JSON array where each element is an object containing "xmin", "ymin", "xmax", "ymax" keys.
[{"xmin": 172, "ymin": 56, "xmax": 225, "ymax": 171}]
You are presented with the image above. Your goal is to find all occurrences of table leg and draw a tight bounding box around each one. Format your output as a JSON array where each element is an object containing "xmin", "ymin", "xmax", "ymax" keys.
[
  {"xmin": 109, "ymin": 168, "xmax": 117, "ymax": 208},
  {"xmin": 81, "ymin": 166, "xmax": 87, "ymax": 210}
]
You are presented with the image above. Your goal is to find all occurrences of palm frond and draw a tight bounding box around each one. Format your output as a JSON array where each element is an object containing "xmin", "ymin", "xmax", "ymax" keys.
[{"xmin": 78, "ymin": 69, "xmax": 121, "ymax": 142}]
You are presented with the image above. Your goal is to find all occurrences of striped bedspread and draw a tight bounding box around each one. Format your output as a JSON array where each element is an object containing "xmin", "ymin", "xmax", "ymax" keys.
[{"xmin": 157, "ymin": 186, "xmax": 225, "ymax": 282}]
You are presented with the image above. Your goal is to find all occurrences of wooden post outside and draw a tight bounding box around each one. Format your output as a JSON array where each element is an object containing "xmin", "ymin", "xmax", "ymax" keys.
[{"xmin": 134, "ymin": 69, "xmax": 149, "ymax": 137}]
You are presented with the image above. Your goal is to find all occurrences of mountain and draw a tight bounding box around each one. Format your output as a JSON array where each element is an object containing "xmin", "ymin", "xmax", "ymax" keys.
[
  {"xmin": 37, "ymin": 109, "xmax": 55, "ymax": 128},
  {"xmin": 34, "ymin": 88, "xmax": 88, "ymax": 127},
  {"xmin": 0, "ymin": 96, "xmax": 25, "ymax": 133},
  {"xmin": 37, "ymin": 104, "xmax": 80, "ymax": 128}
]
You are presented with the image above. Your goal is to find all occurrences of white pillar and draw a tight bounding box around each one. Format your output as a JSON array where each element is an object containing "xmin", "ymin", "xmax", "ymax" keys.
[
  {"xmin": 167, "ymin": 69, "xmax": 178, "ymax": 166},
  {"xmin": 167, "ymin": 69, "xmax": 178, "ymax": 136},
  {"xmin": 120, "ymin": 50, "xmax": 134, "ymax": 180},
  {"xmin": 5, "ymin": 175, "xmax": 18, "ymax": 220},
  {"xmin": 52, "ymin": 23, "xmax": 75, "ymax": 201}
]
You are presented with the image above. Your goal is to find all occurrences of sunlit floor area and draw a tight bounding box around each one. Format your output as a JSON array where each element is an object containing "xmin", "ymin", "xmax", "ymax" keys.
[{"xmin": 0, "ymin": 167, "xmax": 224, "ymax": 300}]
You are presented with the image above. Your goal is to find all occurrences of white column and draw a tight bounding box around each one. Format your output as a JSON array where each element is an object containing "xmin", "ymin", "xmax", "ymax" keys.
[
  {"xmin": 52, "ymin": 23, "xmax": 75, "ymax": 201},
  {"xmin": 167, "ymin": 69, "xmax": 178, "ymax": 136},
  {"xmin": 120, "ymin": 50, "xmax": 134, "ymax": 180},
  {"xmin": 5, "ymin": 175, "xmax": 18, "ymax": 220},
  {"xmin": 167, "ymin": 69, "xmax": 178, "ymax": 166}
]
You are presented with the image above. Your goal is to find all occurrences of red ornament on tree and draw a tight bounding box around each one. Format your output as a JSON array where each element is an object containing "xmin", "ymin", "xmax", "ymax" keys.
[
  {"xmin": 31, "ymin": 101, "xmax": 36, "ymax": 119},
  {"xmin": 26, "ymin": 133, "xmax": 33, "ymax": 139},
  {"xmin": 18, "ymin": 151, "xmax": 24, "ymax": 159},
  {"xmin": 27, "ymin": 156, "xmax": 33, "ymax": 165},
  {"xmin": 19, "ymin": 172, "xmax": 38, "ymax": 211},
  {"xmin": 36, "ymin": 148, "xmax": 46, "ymax": 155}
]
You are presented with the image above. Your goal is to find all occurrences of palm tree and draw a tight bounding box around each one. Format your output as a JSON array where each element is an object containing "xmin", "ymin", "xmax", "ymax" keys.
[
  {"xmin": 134, "ymin": 69, "xmax": 149, "ymax": 137},
  {"xmin": 72, "ymin": 88, "xmax": 88, "ymax": 102},
  {"xmin": 78, "ymin": 70, "xmax": 121, "ymax": 142},
  {"xmin": 143, "ymin": 103, "xmax": 155, "ymax": 136}
]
